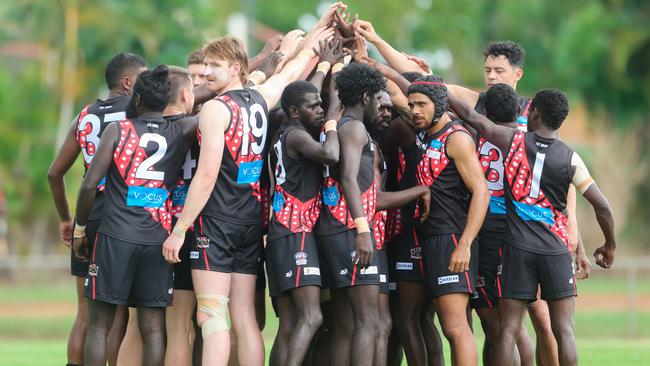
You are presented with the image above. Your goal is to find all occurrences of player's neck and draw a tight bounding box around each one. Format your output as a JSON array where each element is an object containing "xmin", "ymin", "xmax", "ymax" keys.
[
  {"xmin": 343, "ymin": 105, "xmax": 364, "ymax": 123},
  {"xmin": 533, "ymin": 127, "xmax": 558, "ymax": 140},
  {"xmin": 108, "ymin": 88, "xmax": 129, "ymax": 98},
  {"xmin": 163, "ymin": 104, "xmax": 187, "ymax": 117},
  {"xmin": 219, "ymin": 79, "xmax": 244, "ymax": 95},
  {"xmin": 426, "ymin": 112, "xmax": 452, "ymax": 136}
]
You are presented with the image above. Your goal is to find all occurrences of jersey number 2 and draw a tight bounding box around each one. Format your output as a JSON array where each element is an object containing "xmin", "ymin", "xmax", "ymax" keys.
[{"xmin": 135, "ymin": 133, "xmax": 167, "ymax": 181}]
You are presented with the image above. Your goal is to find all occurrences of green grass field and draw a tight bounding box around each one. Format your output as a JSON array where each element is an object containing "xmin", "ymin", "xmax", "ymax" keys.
[{"xmin": 1, "ymin": 276, "xmax": 649, "ymax": 365}]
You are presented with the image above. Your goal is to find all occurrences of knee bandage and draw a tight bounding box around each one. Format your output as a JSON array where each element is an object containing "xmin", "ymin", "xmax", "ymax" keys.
[{"xmin": 196, "ymin": 294, "xmax": 230, "ymax": 337}]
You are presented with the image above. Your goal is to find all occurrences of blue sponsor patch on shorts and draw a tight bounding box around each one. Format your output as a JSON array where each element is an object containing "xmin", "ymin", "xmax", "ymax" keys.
[
  {"xmin": 126, "ymin": 186, "xmax": 168, "ymax": 208},
  {"xmin": 489, "ymin": 196, "xmax": 506, "ymax": 215},
  {"xmin": 236, "ymin": 160, "xmax": 263, "ymax": 184},
  {"xmin": 171, "ymin": 185, "xmax": 188, "ymax": 206},
  {"xmin": 273, "ymin": 191, "xmax": 285, "ymax": 213},
  {"xmin": 513, "ymin": 201, "xmax": 554, "ymax": 226},
  {"xmin": 322, "ymin": 186, "xmax": 339, "ymax": 206}
]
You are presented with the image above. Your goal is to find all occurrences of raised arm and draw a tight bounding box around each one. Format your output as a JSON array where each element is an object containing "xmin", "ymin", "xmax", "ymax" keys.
[
  {"xmin": 355, "ymin": 20, "xmax": 425, "ymax": 74},
  {"xmin": 447, "ymin": 89, "xmax": 514, "ymax": 153},
  {"xmin": 338, "ymin": 120, "xmax": 374, "ymax": 268},
  {"xmin": 162, "ymin": 100, "xmax": 229, "ymax": 263},
  {"xmin": 254, "ymin": 26, "xmax": 333, "ymax": 108},
  {"xmin": 47, "ymin": 117, "xmax": 80, "ymax": 247},
  {"xmin": 309, "ymin": 39, "xmax": 345, "ymax": 92},
  {"xmin": 248, "ymin": 34, "xmax": 283, "ymax": 72},
  {"xmin": 72, "ymin": 122, "xmax": 117, "ymax": 260},
  {"xmin": 446, "ymin": 132, "xmax": 490, "ymax": 273},
  {"xmin": 286, "ymin": 122, "xmax": 339, "ymax": 166}
]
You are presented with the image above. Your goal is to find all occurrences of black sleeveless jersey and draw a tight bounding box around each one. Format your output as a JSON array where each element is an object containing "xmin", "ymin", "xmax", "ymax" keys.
[
  {"xmin": 165, "ymin": 114, "xmax": 200, "ymax": 223},
  {"xmin": 416, "ymin": 120, "xmax": 471, "ymax": 235},
  {"xmin": 372, "ymin": 141, "xmax": 389, "ymax": 250},
  {"xmin": 200, "ymin": 88, "xmax": 270, "ymax": 224},
  {"xmin": 474, "ymin": 92, "xmax": 531, "ymax": 233},
  {"xmin": 98, "ymin": 116, "xmax": 188, "ymax": 245},
  {"xmin": 76, "ymin": 95, "xmax": 130, "ymax": 220},
  {"xmin": 314, "ymin": 115, "xmax": 377, "ymax": 236},
  {"xmin": 504, "ymin": 131, "xmax": 573, "ymax": 254},
  {"xmin": 268, "ymin": 122, "xmax": 323, "ymax": 240}
]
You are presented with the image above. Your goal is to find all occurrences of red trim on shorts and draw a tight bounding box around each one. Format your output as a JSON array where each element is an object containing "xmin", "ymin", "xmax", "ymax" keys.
[
  {"xmin": 412, "ymin": 228, "xmax": 425, "ymax": 278},
  {"xmin": 480, "ymin": 287, "xmax": 493, "ymax": 308},
  {"xmin": 451, "ymin": 234, "xmax": 473, "ymax": 293},
  {"xmin": 295, "ymin": 232, "xmax": 306, "ymax": 288},
  {"xmin": 92, "ymin": 233, "xmax": 100, "ymax": 299},
  {"xmin": 203, "ymin": 249, "xmax": 210, "ymax": 271},
  {"xmin": 497, "ymin": 247, "xmax": 503, "ymax": 297},
  {"xmin": 351, "ymin": 264, "xmax": 358, "ymax": 286},
  {"xmin": 198, "ymin": 216, "xmax": 204, "ymax": 234}
]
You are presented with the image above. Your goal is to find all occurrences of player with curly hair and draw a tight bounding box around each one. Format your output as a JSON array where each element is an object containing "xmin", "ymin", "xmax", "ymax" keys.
[{"xmin": 313, "ymin": 62, "xmax": 386, "ymax": 366}]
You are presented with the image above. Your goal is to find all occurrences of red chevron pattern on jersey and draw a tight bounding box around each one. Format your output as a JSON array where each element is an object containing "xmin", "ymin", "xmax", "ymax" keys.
[
  {"xmin": 323, "ymin": 177, "xmax": 377, "ymax": 229},
  {"xmin": 416, "ymin": 124, "xmax": 466, "ymax": 187},
  {"xmin": 373, "ymin": 210, "xmax": 388, "ymax": 250},
  {"xmin": 384, "ymin": 207, "xmax": 403, "ymax": 242},
  {"xmin": 273, "ymin": 187, "xmax": 321, "ymax": 233},
  {"xmin": 504, "ymin": 131, "xmax": 569, "ymax": 247},
  {"xmin": 219, "ymin": 94, "xmax": 263, "ymax": 202},
  {"xmin": 478, "ymin": 137, "xmax": 505, "ymax": 197},
  {"xmin": 114, "ymin": 120, "xmax": 172, "ymax": 233}
]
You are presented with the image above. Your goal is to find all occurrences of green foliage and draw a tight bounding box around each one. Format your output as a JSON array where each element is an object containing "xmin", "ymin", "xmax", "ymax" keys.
[{"xmin": 0, "ymin": 0, "xmax": 648, "ymax": 248}]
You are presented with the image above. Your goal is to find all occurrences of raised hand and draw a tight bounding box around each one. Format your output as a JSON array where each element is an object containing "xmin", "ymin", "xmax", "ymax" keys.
[
  {"xmin": 404, "ymin": 53, "xmax": 431, "ymax": 74},
  {"xmin": 260, "ymin": 34, "xmax": 284, "ymax": 55},
  {"xmin": 314, "ymin": 1, "xmax": 347, "ymax": 29},
  {"xmin": 317, "ymin": 38, "xmax": 345, "ymax": 65},
  {"xmin": 278, "ymin": 29, "xmax": 306, "ymax": 60},
  {"xmin": 257, "ymin": 51, "xmax": 284, "ymax": 78},
  {"xmin": 303, "ymin": 26, "xmax": 335, "ymax": 54},
  {"xmin": 354, "ymin": 19, "xmax": 379, "ymax": 44}
]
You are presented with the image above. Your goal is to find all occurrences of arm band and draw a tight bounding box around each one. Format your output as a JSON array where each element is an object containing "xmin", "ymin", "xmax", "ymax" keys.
[
  {"xmin": 324, "ymin": 120, "xmax": 337, "ymax": 132},
  {"xmin": 172, "ymin": 219, "xmax": 190, "ymax": 238},
  {"xmin": 571, "ymin": 152, "xmax": 595, "ymax": 194},
  {"xmin": 354, "ymin": 217, "xmax": 370, "ymax": 234},
  {"xmin": 332, "ymin": 63, "xmax": 345, "ymax": 73},
  {"xmin": 316, "ymin": 61, "xmax": 331, "ymax": 74},
  {"xmin": 248, "ymin": 70, "xmax": 266, "ymax": 86},
  {"xmin": 73, "ymin": 223, "xmax": 86, "ymax": 238}
]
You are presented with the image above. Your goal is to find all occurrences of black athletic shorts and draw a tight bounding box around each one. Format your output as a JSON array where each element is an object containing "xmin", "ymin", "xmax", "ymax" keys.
[
  {"xmin": 256, "ymin": 237, "xmax": 266, "ymax": 290},
  {"xmin": 499, "ymin": 244, "xmax": 576, "ymax": 301},
  {"xmin": 173, "ymin": 229, "xmax": 195, "ymax": 291},
  {"xmin": 316, "ymin": 230, "xmax": 380, "ymax": 289},
  {"xmin": 266, "ymin": 232, "xmax": 322, "ymax": 298},
  {"xmin": 191, "ymin": 215, "xmax": 263, "ymax": 274},
  {"xmin": 377, "ymin": 247, "xmax": 390, "ymax": 294},
  {"xmin": 385, "ymin": 239, "xmax": 399, "ymax": 291},
  {"xmin": 420, "ymin": 232, "xmax": 478, "ymax": 298},
  {"xmin": 71, "ymin": 219, "xmax": 101, "ymax": 277},
  {"xmin": 392, "ymin": 228, "xmax": 426, "ymax": 283},
  {"xmin": 84, "ymin": 234, "xmax": 173, "ymax": 307},
  {"xmin": 471, "ymin": 230, "xmax": 502, "ymax": 309}
]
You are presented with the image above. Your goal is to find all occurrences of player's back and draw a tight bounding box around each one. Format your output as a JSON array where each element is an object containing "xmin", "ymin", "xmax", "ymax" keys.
[
  {"xmin": 76, "ymin": 95, "xmax": 131, "ymax": 219},
  {"xmin": 504, "ymin": 131, "xmax": 573, "ymax": 254},
  {"xmin": 99, "ymin": 115, "xmax": 187, "ymax": 245},
  {"xmin": 201, "ymin": 88, "xmax": 269, "ymax": 225}
]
